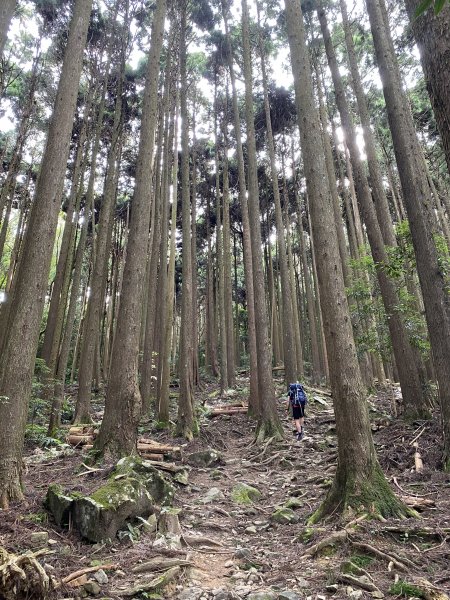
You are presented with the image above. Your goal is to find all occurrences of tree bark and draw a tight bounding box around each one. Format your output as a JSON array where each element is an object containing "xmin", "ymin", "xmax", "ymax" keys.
[
  {"xmin": 404, "ymin": 1, "xmax": 450, "ymax": 175},
  {"xmin": 318, "ymin": 5, "xmax": 426, "ymax": 419},
  {"xmin": 366, "ymin": 0, "xmax": 450, "ymax": 469},
  {"xmin": 74, "ymin": 56, "xmax": 124, "ymax": 424},
  {"xmin": 94, "ymin": 0, "xmax": 166, "ymax": 457},
  {"xmin": 221, "ymin": 0, "xmax": 259, "ymax": 414},
  {"xmin": 0, "ymin": 0, "xmax": 16, "ymax": 58},
  {"xmin": 241, "ymin": 0, "xmax": 282, "ymax": 440},
  {"xmin": 0, "ymin": 0, "xmax": 92, "ymax": 507},
  {"xmin": 284, "ymin": 0, "xmax": 410, "ymax": 519},
  {"xmin": 176, "ymin": 0, "xmax": 196, "ymax": 439}
]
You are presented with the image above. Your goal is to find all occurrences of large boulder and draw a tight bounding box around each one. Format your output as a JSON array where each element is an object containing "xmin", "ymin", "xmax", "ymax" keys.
[
  {"xmin": 186, "ymin": 448, "xmax": 222, "ymax": 468},
  {"xmin": 46, "ymin": 456, "xmax": 175, "ymax": 543},
  {"xmin": 73, "ymin": 476, "xmax": 154, "ymax": 542},
  {"xmin": 44, "ymin": 484, "xmax": 74, "ymax": 527}
]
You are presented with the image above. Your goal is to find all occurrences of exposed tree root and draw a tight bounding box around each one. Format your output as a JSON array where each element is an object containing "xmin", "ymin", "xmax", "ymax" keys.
[
  {"xmin": 0, "ymin": 547, "xmax": 55, "ymax": 600},
  {"xmin": 115, "ymin": 565, "xmax": 181, "ymax": 597},
  {"xmin": 300, "ymin": 530, "xmax": 348, "ymax": 558},
  {"xmin": 336, "ymin": 573, "xmax": 381, "ymax": 593}
]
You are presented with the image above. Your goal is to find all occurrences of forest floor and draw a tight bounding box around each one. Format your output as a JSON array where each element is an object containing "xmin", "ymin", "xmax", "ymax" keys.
[{"xmin": 1, "ymin": 375, "xmax": 450, "ymax": 600}]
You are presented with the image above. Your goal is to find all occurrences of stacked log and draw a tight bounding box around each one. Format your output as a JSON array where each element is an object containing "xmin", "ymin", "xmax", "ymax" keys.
[
  {"xmin": 66, "ymin": 425, "xmax": 98, "ymax": 449},
  {"xmin": 207, "ymin": 405, "xmax": 248, "ymax": 417},
  {"xmin": 137, "ymin": 439, "xmax": 182, "ymax": 461},
  {"xmin": 66, "ymin": 428, "xmax": 182, "ymax": 464}
]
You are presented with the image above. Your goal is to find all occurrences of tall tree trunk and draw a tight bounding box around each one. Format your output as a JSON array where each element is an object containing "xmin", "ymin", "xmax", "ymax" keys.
[
  {"xmin": 158, "ymin": 96, "xmax": 179, "ymax": 424},
  {"xmin": 366, "ymin": 0, "xmax": 450, "ymax": 469},
  {"xmin": 0, "ymin": 0, "xmax": 92, "ymax": 507},
  {"xmin": 74, "ymin": 57, "xmax": 124, "ymax": 424},
  {"xmin": 318, "ymin": 5, "xmax": 426, "ymax": 419},
  {"xmin": 257, "ymin": 8, "xmax": 297, "ymax": 387},
  {"xmin": 215, "ymin": 86, "xmax": 228, "ymax": 393},
  {"xmin": 40, "ymin": 102, "xmax": 90, "ymax": 365},
  {"xmin": 284, "ymin": 0, "xmax": 411, "ymax": 519},
  {"xmin": 403, "ymin": 1, "xmax": 450, "ymax": 175},
  {"xmin": 221, "ymin": 0, "xmax": 258, "ymax": 414},
  {"xmin": 48, "ymin": 205, "xmax": 90, "ymax": 434},
  {"xmin": 94, "ymin": 0, "xmax": 166, "ymax": 457},
  {"xmin": 222, "ymin": 103, "xmax": 235, "ymax": 388},
  {"xmin": 176, "ymin": 0, "xmax": 195, "ymax": 439},
  {"xmin": 241, "ymin": 0, "xmax": 282, "ymax": 440},
  {"xmin": 0, "ymin": 0, "xmax": 16, "ymax": 58}
]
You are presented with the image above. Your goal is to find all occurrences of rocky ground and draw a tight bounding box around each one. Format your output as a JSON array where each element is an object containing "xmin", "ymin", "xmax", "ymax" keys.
[{"xmin": 1, "ymin": 375, "xmax": 449, "ymax": 600}]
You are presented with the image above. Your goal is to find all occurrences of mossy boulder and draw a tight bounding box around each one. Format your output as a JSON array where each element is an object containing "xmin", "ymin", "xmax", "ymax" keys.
[
  {"xmin": 46, "ymin": 456, "xmax": 175, "ymax": 543},
  {"xmin": 270, "ymin": 506, "xmax": 298, "ymax": 524},
  {"xmin": 73, "ymin": 476, "xmax": 154, "ymax": 542},
  {"xmin": 115, "ymin": 456, "xmax": 175, "ymax": 505},
  {"xmin": 186, "ymin": 448, "xmax": 222, "ymax": 468},
  {"xmin": 231, "ymin": 483, "xmax": 261, "ymax": 505},
  {"xmin": 45, "ymin": 484, "xmax": 75, "ymax": 527}
]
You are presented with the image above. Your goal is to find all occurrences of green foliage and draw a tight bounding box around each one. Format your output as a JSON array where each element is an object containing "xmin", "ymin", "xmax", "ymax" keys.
[
  {"xmin": 25, "ymin": 424, "xmax": 62, "ymax": 448},
  {"xmin": 415, "ymin": 0, "xmax": 449, "ymax": 16},
  {"xmin": 390, "ymin": 580, "xmax": 425, "ymax": 598},
  {"xmin": 349, "ymin": 553, "xmax": 373, "ymax": 568}
]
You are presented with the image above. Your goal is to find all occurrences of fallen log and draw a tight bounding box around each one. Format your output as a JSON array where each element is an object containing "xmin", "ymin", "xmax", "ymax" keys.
[
  {"xmin": 139, "ymin": 453, "xmax": 165, "ymax": 462},
  {"xmin": 137, "ymin": 440, "xmax": 181, "ymax": 455},
  {"xmin": 336, "ymin": 573, "xmax": 380, "ymax": 593},
  {"xmin": 66, "ymin": 434, "xmax": 94, "ymax": 446},
  {"xmin": 208, "ymin": 407, "xmax": 248, "ymax": 417}
]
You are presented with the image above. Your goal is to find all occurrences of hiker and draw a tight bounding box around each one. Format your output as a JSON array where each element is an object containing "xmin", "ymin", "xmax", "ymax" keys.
[{"xmin": 287, "ymin": 382, "xmax": 307, "ymax": 441}]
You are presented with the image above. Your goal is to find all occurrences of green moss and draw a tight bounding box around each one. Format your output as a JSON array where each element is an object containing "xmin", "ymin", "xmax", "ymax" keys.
[
  {"xmin": 90, "ymin": 477, "xmax": 141, "ymax": 508},
  {"xmin": 297, "ymin": 527, "xmax": 319, "ymax": 543},
  {"xmin": 231, "ymin": 483, "xmax": 262, "ymax": 505},
  {"xmin": 349, "ymin": 554, "xmax": 373, "ymax": 568},
  {"xmin": 389, "ymin": 581, "xmax": 425, "ymax": 598},
  {"xmin": 26, "ymin": 511, "xmax": 48, "ymax": 524}
]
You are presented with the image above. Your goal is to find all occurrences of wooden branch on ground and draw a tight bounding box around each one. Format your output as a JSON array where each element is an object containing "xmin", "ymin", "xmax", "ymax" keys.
[
  {"xmin": 182, "ymin": 534, "xmax": 224, "ymax": 547},
  {"xmin": 137, "ymin": 440, "xmax": 182, "ymax": 459},
  {"xmin": 62, "ymin": 563, "xmax": 118, "ymax": 584}
]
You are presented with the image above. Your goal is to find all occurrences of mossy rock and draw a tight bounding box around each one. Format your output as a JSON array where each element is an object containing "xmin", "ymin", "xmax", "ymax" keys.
[
  {"xmin": 231, "ymin": 483, "xmax": 261, "ymax": 505},
  {"xmin": 270, "ymin": 506, "xmax": 298, "ymax": 524},
  {"xmin": 186, "ymin": 448, "xmax": 222, "ymax": 468},
  {"xmin": 116, "ymin": 456, "xmax": 175, "ymax": 505},
  {"xmin": 44, "ymin": 483, "xmax": 75, "ymax": 527},
  {"xmin": 285, "ymin": 497, "xmax": 303, "ymax": 510},
  {"xmin": 73, "ymin": 476, "xmax": 154, "ymax": 542}
]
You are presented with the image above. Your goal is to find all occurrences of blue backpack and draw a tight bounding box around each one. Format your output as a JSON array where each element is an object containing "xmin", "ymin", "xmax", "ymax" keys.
[{"xmin": 289, "ymin": 383, "xmax": 307, "ymax": 407}]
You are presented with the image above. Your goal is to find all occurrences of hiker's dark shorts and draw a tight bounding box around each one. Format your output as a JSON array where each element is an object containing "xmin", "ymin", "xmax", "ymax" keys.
[{"xmin": 293, "ymin": 403, "xmax": 306, "ymax": 420}]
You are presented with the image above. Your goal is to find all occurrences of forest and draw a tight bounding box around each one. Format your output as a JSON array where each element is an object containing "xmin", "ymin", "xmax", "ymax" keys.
[{"xmin": 0, "ymin": 0, "xmax": 449, "ymax": 597}]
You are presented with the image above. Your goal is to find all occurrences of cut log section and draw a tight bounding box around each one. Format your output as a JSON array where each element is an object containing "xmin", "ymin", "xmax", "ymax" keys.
[{"xmin": 207, "ymin": 406, "xmax": 248, "ymax": 417}]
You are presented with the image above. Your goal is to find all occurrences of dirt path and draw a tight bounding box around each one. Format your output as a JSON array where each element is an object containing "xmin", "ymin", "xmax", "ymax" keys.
[{"xmin": 1, "ymin": 377, "xmax": 449, "ymax": 599}]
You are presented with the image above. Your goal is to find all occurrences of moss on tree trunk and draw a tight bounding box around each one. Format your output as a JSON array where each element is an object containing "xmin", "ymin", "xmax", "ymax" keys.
[{"xmin": 309, "ymin": 462, "xmax": 417, "ymax": 523}]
